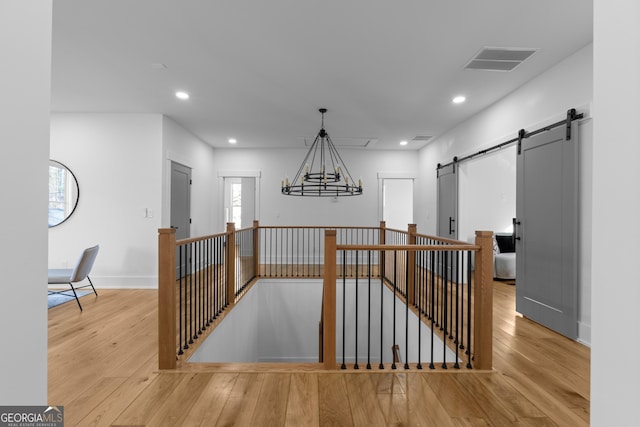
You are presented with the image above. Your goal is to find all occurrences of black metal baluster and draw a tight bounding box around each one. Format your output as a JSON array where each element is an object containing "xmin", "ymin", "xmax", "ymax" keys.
[
  {"xmin": 392, "ymin": 251, "xmax": 397, "ymax": 370},
  {"xmin": 417, "ymin": 249, "xmax": 423, "ymax": 369},
  {"xmin": 434, "ymin": 249, "xmax": 439, "ymax": 327},
  {"xmin": 207, "ymin": 238, "xmax": 212, "ymax": 324},
  {"xmin": 449, "ymin": 249, "xmax": 455, "ymax": 340},
  {"xmin": 178, "ymin": 245, "xmax": 184, "ymax": 354},
  {"xmin": 341, "ymin": 250, "xmax": 347, "ymax": 370},
  {"xmin": 379, "ymin": 268, "xmax": 384, "ymax": 370},
  {"xmin": 429, "ymin": 250, "xmax": 435, "ymax": 369},
  {"xmin": 467, "ymin": 253, "xmax": 473, "ymax": 368},
  {"xmin": 197, "ymin": 240, "xmax": 202, "ymax": 335},
  {"xmin": 459, "ymin": 251, "xmax": 465, "ymax": 351},
  {"xmin": 367, "ymin": 250, "xmax": 372, "ymax": 370},
  {"xmin": 404, "ymin": 250, "xmax": 410, "ymax": 370},
  {"xmin": 192, "ymin": 242, "xmax": 199, "ymax": 341},
  {"xmin": 188, "ymin": 243, "xmax": 194, "ymax": 344},
  {"xmin": 442, "ymin": 251, "xmax": 448, "ymax": 369},
  {"xmin": 454, "ymin": 250, "xmax": 460, "ymax": 369},
  {"xmin": 354, "ymin": 251, "xmax": 359, "ymax": 369}
]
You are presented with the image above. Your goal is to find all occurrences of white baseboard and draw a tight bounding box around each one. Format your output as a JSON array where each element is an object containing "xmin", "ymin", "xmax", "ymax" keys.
[
  {"xmin": 577, "ymin": 321, "xmax": 591, "ymax": 347},
  {"xmin": 87, "ymin": 275, "xmax": 157, "ymax": 289},
  {"xmin": 257, "ymin": 356, "xmax": 318, "ymax": 363}
]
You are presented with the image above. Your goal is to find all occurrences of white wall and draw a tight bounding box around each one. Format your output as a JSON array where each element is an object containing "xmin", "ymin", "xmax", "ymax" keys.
[
  {"xmin": 161, "ymin": 116, "xmax": 218, "ymax": 236},
  {"xmin": 416, "ymin": 44, "xmax": 594, "ymax": 344},
  {"xmin": 592, "ymin": 0, "xmax": 640, "ymax": 423},
  {"xmin": 0, "ymin": 0, "xmax": 51, "ymax": 405},
  {"xmin": 50, "ymin": 114, "xmax": 163, "ymax": 288},
  {"xmin": 458, "ymin": 147, "xmax": 517, "ymax": 241},
  {"xmin": 417, "ymin": 43, "xmax": 593, "ymax": 236},
  {"xmin": 213, "ymin": 148, "xmax": 418, "ymax": 228}
]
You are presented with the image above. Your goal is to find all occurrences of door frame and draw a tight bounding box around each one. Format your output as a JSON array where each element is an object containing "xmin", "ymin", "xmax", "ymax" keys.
[
  {"xmin": 218, "ymin": 170, "xmax": 261, "ymax": 230},
  {"xmin": 377, "ymin": 171, "xmax": 416, "ymax": 227}
]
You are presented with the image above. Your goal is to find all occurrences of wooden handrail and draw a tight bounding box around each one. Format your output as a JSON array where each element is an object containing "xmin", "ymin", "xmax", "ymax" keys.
[
  {"xmin": 176, "ymin": 231, "xmax": 228, "ymax": 246},
  {"xmin": 257, "ymin": 225, "xmax": 380, "ymax": 230},
  {"xmin": 412, "ymin": 232, "xmax": 474, "ymax": 246},
  {"xmin": 158, "ymin": 228, "xmax": 177, "ymax": 370},
  {"xmin": 336, "ymin": 244, "xmax": 480, "ymax": 251}
]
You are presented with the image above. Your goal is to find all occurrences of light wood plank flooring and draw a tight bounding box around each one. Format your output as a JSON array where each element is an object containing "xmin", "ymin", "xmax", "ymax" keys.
[{"xmin": 48, "ymin": 281, "xmax": 590, "ymax": 426}]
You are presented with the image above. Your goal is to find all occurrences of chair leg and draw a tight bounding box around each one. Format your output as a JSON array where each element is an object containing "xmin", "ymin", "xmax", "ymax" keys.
[
  {"xmin": 87, "ymin": 276, "xmax": 98, "ymax": 296},
  {"xmin": 69, "ymin": 283, "xmax": 83, "ymax": 311}
]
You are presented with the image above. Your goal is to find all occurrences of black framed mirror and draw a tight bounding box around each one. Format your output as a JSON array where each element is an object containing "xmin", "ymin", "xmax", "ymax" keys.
[{"xmin": 48, "ymin": 160, "xmax": 79, "ymax": 228}]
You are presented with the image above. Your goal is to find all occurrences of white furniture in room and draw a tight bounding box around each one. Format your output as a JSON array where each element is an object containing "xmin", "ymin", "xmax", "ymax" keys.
[{"xmin": 494, "ymin": 233, "xmax": 516, "ymax": 281}]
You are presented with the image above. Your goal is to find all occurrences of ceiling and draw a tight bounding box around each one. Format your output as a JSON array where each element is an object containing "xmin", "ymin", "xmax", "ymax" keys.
[{"xmin": 51, "ymin": 0, "xmax": 593, "ymax": 150}]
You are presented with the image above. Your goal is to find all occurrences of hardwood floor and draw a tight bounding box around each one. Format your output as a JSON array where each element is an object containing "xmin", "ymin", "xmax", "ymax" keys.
[{"xmin": 48, "ymin": 281, "xmax": 590, "ymax": 426}]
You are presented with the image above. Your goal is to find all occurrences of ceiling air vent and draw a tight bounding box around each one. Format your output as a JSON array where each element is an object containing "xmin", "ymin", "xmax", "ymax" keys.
[
  {"xmin": 300, "ymin": 136, "xmax": 378, "ymax": 148},
  {"xmin": 464, "ymin": 47, "xmax": 538, "ymax": 72},
  {"xmin": 412, "ymin": 135, "xmax": 432, "ymax": 142}
]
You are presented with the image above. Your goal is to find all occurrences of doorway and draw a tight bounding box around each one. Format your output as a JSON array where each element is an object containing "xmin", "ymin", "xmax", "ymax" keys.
[
  {"xmin": 381, "ymin": 178, "xmax": 413, "ymax": 230},
  {"xmin": 222, "ymin": 175, "xmax": 258, "ymax": 230}
]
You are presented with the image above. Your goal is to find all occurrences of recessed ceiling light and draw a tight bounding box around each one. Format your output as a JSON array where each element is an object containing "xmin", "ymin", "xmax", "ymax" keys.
[
  {"xmin": 228, "ymin": 138, "xmax": 237, "ymax": 144},
  {"xmin": 400, "ymin": 140, "xmax": 408, "ymax": 146},
  {"xmin": 175, "ymin": 91, "xmax": 190, "ymax": 100},
  {"xmin": 452, "ymin": 95, "xmax": 466, "ymax": 104}
]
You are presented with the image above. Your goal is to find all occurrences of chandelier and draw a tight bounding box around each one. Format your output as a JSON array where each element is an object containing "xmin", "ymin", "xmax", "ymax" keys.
[{"xmin": 281, "ymin": 108, "xmax": 363, "ymax": 197}]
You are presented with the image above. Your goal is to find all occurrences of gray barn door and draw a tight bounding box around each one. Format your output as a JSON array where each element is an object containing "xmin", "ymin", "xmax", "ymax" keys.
[
  {"xmin": 515, "ymin": 124, "xmax": 578, "ymax": 339},
  {"xmin": 437, "ymin": 164, "xmax": 458, "ymax": 279},
  {"xmin": 171, "ymin": 162, "xmax": 191, "ymax": 276},
  {"xmin": 437, "ymin": 164, "xmax": 458, "ymax": 240}
]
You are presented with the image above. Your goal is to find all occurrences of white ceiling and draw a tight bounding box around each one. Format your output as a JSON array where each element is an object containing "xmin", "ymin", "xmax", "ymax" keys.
[{"xmin": 51, "ymin": 0, "xmax": 593, "ymax": 150}]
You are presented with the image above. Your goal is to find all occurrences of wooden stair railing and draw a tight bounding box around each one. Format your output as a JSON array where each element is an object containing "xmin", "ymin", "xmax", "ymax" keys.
[
  {"xmin": 159, "ymin": 223, "xmax": 493, "ymax": 370},
  {"xmin": 321, "ymin": 229, "xmax": 494, "ymax": 370}
]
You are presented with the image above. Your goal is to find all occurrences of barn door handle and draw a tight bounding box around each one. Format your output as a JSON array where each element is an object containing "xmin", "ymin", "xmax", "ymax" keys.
[
  {"xmin": 513, "ymin": 218, "xmax": 521, "ymax": 241},
  {"xmin": 449, "ymin": 217, "xmax": 456, "ymax": 235}
]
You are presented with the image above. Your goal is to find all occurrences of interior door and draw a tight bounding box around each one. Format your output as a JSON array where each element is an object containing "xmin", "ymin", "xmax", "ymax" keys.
[
  {"xmin": 171, "ymin": 161, "xmax": 191, "ymax": 276},
  {"xmin": 515, "ymin": 123, "xmax": 578, "ymax": 339},
  {"xmin": 437, "ymin": 164, "xmax": 458, "ymax": 240},
  {"xmin": 437, "ymin": 164, "xmax": 458, "ymax": 280}
]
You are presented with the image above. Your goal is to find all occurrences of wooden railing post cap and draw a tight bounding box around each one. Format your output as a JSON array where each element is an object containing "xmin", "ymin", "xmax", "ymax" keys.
[
  {"xmin": 475, "ymin": 230, "xmax": 493, "ymax": 238},
  {"xmin": 325, "ymin": 229, "xmax": 337, "ymax": 237},
  {"xmin": 158, "ymin": 228, "xmax": 176, "ymax": 235}
]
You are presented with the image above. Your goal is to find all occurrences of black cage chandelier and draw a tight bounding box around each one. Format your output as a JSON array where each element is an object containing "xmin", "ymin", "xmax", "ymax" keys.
[{"xmin": 281, "ymin": 108, "xmax": 363, "ymax": 197}]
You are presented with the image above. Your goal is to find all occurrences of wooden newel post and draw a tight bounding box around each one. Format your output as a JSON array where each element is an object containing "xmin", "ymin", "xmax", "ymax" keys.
[
  {"xmin": 158, "ymin": 228, "xmax": 177, "ymax": 369},
  {"xmin": 253, "ymin": 220, "xmax": 260, "ymax": 277},
  {"xmin": 226, "ymin": 222, "xmax": 236, "ymax": 306},
  {"xmin": 323, "ymin": 230, "xmax": 337, "ymax": 369},
  {"xmin": 407, "ymin": 224, "xmax": 417, "ymax": 306},
  {"xmin": 473, "ymin": 230, "xmax": 494, "ymax": 370}
]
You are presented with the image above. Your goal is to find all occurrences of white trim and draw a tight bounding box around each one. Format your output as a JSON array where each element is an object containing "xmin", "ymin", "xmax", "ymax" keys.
[
  {"xmin": 218, "ymin": 170, "xmax": 262, "ymax": 178},
  {"xmin": 377, "ymin": 171, "xmax": 417, "ymax": 179}
]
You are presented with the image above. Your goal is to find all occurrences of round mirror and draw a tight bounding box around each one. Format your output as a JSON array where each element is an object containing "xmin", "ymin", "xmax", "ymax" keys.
[{"xmin": 48, "ymin": 160, "xmax": 79, "ymax": 228}]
